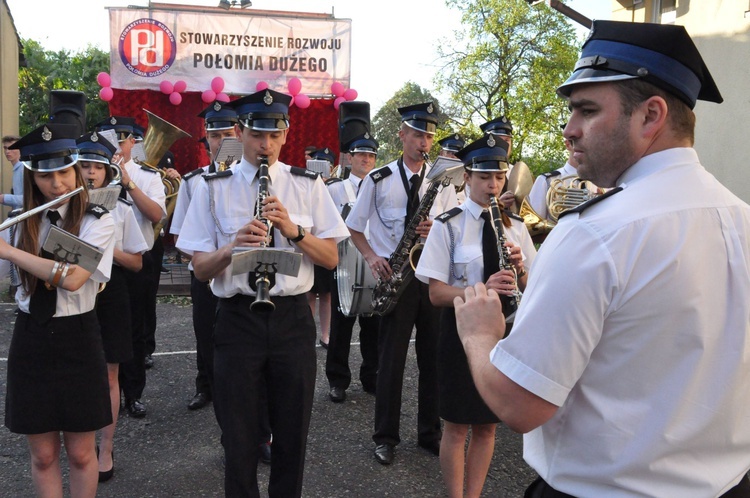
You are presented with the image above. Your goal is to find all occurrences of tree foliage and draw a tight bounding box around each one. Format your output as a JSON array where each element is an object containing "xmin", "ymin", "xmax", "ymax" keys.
[
  {"xmin": 18, "ymin": 39, "xmax": 110, "ymax": 136},
  {"xmin": 371, "ymin": 82, "xmax": 448, "ymax": 166},
  {"xmin": 434, "ymin": 0, "xmax": 580, "ymax": 173}
]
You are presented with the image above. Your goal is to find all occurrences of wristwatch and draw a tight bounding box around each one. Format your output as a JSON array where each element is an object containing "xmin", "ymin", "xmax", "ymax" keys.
[
  {"xmin": 124, "ymin": 180, "xmax": 137, "ymax": 191},
  {"xmin": 290, "ymin": 224, "xmax": 306, "ymax": 243}
]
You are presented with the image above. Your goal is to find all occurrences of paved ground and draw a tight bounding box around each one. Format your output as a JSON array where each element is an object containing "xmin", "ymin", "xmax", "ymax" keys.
[{"xmin": 0, "ymin": 268, "xmax": 536, "ymax": 497}]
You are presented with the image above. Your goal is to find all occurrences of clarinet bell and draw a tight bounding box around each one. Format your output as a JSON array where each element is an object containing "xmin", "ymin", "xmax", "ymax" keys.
[{"xmin": 251, "ymin": 275, "xmax": 275, "ymax": 313}]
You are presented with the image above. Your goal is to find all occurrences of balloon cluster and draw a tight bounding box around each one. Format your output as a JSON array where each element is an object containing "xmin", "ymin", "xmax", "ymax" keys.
[
  {"xmin": 97, "ymin": 72, "xmax": 114, "ymax": 102},
  {"xmin": 202, "ymin": 77, "xmax": 230, "ymax": 103},
  {"xmin": 160, "ymin": 80, "xmax": 188, "ymax": 105},
  {"xmin": 286, "ymin": 77, "xmax": 311, "ymax": 109},
  {"xmin": 331, "ymin": 82, "xmax": 358, "ymax": 110}
]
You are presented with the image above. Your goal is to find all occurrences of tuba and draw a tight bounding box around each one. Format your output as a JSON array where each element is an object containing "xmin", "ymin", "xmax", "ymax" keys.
[{"xmin": 136, "ymin": 109, "xmax": 191, "ymax": 239}]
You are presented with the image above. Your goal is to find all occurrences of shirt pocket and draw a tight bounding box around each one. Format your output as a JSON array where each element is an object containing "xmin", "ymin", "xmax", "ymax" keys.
[
  {"xmin": 453, "ymin": 245, "xmax": 484, "ymax": 282},
  {"xmin": 288, "ymin": 213, "xmax": 313, "ymax": 232},
  {"xmin": 217, "ymin": 216, "xmax": 251, "ymax": 246}
]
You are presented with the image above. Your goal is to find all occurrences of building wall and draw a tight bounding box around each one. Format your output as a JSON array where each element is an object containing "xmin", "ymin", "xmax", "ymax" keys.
[
  {"xmin": 0, "ymin": 0, "xmax": 20, "ymax": 215},
  {"xmin": 611, "ymin": 0, "xmax": 750, "ymax": 202}
]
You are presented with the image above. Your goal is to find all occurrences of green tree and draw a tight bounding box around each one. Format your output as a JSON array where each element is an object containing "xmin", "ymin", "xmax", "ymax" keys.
[
  {"xmin": 18, "ymin": 39, "xmax": 110, "ymax": 135},
  {"xmin": 371, "ymin": 82, "xmax": 448, "ymax": 166},
  {"xmin": 434, "ymin": 0, "xmax": 580, "ymax": 174}
]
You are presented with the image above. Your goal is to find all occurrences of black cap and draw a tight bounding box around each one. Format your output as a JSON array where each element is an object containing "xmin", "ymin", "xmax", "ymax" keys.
[
  {"xmin": 557, "ymin": 20, "xmax": 722, "ymax": 109},
  {"xmin": 438, "ymin": 134, "xmax": 465, "ymax": 153},
  {"xmin": 132, "ymin": 124, "xmax": 146, "ymax": 142},
  {"xmin": 398, "ymin": 102, "xmax": 438, "ymax": 135},
  {"xmin": 95, "ymin": 116, "xmax": 136, "ymax": 142},
  {"xmin": 310, "ymin": 147, "xmax": 335, "ymax": 165},
  {"xmin": 76, "ymin": 131, "xmax": 116, "ymax": 165},
  {"xmin": 480, "ymin": 116, "xmax": 513, "ymax": 137},
  {"xmin": 11, "ymin": 123, "xmax": 80, "ymax": 172},
  {"xmin": 230, "ymin": 89, "xmax": 291, "ymax": 131},
  {"xmin": 349, "ymin": 132, "xmax": 379, "ymax": 155},
  {"xmin": 198, "ymin": 100, "xmax": 239, "ymax": 131},
  {"xmin": 455, "ymin": 134, "xmax": 509, "ymax": 172}
]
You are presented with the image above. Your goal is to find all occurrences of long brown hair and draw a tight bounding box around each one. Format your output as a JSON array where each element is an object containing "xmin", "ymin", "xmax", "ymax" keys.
[{"xmin": 18, "ymin": 163, "xmax": 90, "ymax": 294}]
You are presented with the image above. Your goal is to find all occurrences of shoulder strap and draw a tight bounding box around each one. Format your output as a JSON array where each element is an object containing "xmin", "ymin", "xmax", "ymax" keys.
[
  {"xmin": 558, "ymin": 187, "xmax": 623, "ymax": 219},
  {"xmin": 290, "ymin": 166, "xmax": 320, "ymax": 180},
  {"xmin": 369, "ymin": 166, "xmax": 392, "ymax": 184},
  {"xmin": 203, "ymin": 170, "xmax": 234, "ymax": 181},
  {"xmin": 436, "ymin": 207, "xmax": 463, "ymax": 223},
  {"xmin": 86, "ymin": 203, "xmax": 109, "ymax": 218}
]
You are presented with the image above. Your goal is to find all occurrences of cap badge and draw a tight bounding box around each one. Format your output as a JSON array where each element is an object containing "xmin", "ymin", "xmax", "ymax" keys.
[
  {"xmin": 364, "ymin": 132, "xmax": 370, "ymax": 139},
  {"xmin": 324, "ymin": 148, "xmax": 330, "ymax": 154},
  {"xmin": 426, "ymin": 104, "xmax": 434, "ymax": 114},
  {"xmin": 263, "ymin": 91, "xmax": 273, "ymax": 106},
  {"xmin": 91, "ymin": 132, "xmax": 99, "ymax": 142},
  {"xmin": 213, "ymin": 102, "xmax": 222, "ymax": 112},
  {"xmin": 454, "ymin": 134, "xmax": 459, "ymax": 140},
  {"xmin": 487, "ymin": 135, "xmax": 496, "ymax": 147},
  {"xmin": 110, "ymin": 117, "xmax": 117, "ymax": 125},
  {"xmin": 42, "ymin": 126, "xmax": 52, "ymax": 142}
]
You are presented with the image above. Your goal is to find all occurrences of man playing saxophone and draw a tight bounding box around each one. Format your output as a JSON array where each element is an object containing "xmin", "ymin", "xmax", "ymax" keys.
[{"xmin": 346, "ymin": 102, "xmax": 457, "ymax": 465}]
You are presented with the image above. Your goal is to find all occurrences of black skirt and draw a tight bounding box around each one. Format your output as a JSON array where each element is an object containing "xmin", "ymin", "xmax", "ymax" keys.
[
  {"xmin": 5, "ymin": 310, "xmax": 112, "ymax": 434},
  {"xmin": 310, "ymin": 264, "xmax": 334, "ymax": 294},
  {"xmin": 96, "ymin": 265, "xmax": 133, "ymax": 363},
  {"xmin": 437, "ymin": 307, "xmax": 500, "ymax": 425}
]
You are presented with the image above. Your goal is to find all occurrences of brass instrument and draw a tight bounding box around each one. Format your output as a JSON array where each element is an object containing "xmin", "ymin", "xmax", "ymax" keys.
[
  {"xmin": 109, "ymin": 162, "xmax": 122, "ymax": 185},
  {"xmin": 135, "ymin": 109, "xmax": 191, "ymax": 239},
  {"xmin": 371, "ymin": 152, "xmax": 451, "ymax": 315},
  {"xmin": 489, "ymin": 195, "xmax": 521, "ymax": 321},
  {"xmin": 519, "ymin": 197, "xmax": 556, "ymax": 238},
  {"xmin": 506, "ymin": 161, "xmax": 534, "ymax": 214},
  {"xmin": 249, "ymin": 155, "xmax": 275, "ymax": 313},
  {"xmin": 546, "ymin": 175, "xmax": 599, "ymax": 221}
]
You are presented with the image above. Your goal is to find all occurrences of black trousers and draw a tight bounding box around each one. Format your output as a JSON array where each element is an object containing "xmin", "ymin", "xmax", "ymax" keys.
[
  {"xmin": 145, "ymin": 236, "xmax": 164, "ymax": 356},
  {"xmin": 214, "ymin": 294, "xmax": 316, "ymax": 498},
  {"xmin": 190, "ymin": 272, "xmax": 218, "ymax": 395},
  {"xmin": 372, "ymin": 277, "xmax": 441, "ymax": 447},
  {"xmin": 119, "ymin": 250, "xmax": 154, "ymax": 400},
  {"xmin": 325, "ymin": 275, "xmax": 379, "ymax": 391}
]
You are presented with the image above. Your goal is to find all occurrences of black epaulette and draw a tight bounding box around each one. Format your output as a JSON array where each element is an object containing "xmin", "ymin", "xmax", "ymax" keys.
[
  {"xmin": 543, "ymin": 170, "xmax": 562, "ymax": 179},
  {"xmin": 504, "ymin": 210, "xmax": 524, "ymax": 222},
  {"xmin": 369, "ymin": 167, "xmax": 392, "ymax": 184},
  {"xmin": 558, "ymin": 187, "xmax": 622, "ymax": 219},
  {"xmin": 436, "ymin": 207, "xmax": 462, "ymax": 223},
  {"xmin": 118, "ymin": 197, "xmax": 133, "ymax": 206},
  {"xmin": 86, "ymin": 203, "xmax": 109, "ymax": 218},
  {"xmin": 290, "ymin": 166, "xmax": 320, "ymax": 179},
  {"xmin": 203, "ymin": 170, "xmax": 233, "ymax": 181},
  {"xmin": 140, "ymin": 165, "xmax": 160, "ymax": 173},
  {"xmin": 325, "ymin": 177, "xmax": 343, "ymax": 186},
  {"xmin": 183, "ymin": 168, "xmax": 204, "ymax": 182}
]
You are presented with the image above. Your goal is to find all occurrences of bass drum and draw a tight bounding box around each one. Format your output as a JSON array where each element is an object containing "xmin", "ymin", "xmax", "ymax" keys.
[{"xmin": 336, "ymin": 237, "xmax": 377, "ymax": 317}]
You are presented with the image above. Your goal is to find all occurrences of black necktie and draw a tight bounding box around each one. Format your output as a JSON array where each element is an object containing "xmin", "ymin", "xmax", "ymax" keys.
[
  {"xmin": 29, "ymin": 211, "xmax": 61, "ymax": 323},
  {"xmin": 406, "ymin": 174, "xmax": 422, "ymax": 224},
  {"xmin": 480, "ymin": 211, "xmax": 500, "ymax": 282}
]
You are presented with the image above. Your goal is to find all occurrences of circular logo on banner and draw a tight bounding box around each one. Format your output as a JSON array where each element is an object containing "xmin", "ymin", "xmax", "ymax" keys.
[{"xmin": 119, "ymin": 18, "xmax": 177, "ymax": 78}]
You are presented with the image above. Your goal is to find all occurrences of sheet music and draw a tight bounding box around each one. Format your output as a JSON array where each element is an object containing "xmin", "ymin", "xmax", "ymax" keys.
[
  {"xmin": 42, "ymin": 225, "xmax": 104, "ymax": 274},
  {"xmin": 215, "ymin": 137, "xmax": 243, "ymax": 165},
  {"xmin": 131, "ymin": 142, "xmax": 146, "ymax": 164},
  {"xmin": 97, "ymin": 129, "xmax": 120, "ymax": 153},
  {"xmin": 88, "ymin": 185, "xmax": 121, "ymax": 211},
  {"xmin": 306, "ymin": 159, "xmax": 331, "ymax": 179},
  {"xmin": 230, "ymin": 247, "xmax": 302, "ymax": 277},
  {"xmin": 427, "ymin": 156, "xmax": 464, "ymax": 185}
]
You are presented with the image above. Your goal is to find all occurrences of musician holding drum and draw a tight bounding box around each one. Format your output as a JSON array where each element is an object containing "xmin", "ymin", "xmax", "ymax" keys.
[
  {"xmin": 1, "ymin": 124, "xmax": 115, "ymax": 497},
  {"xmin": 346, "ymin": 102, "xmax": 457, "ymax": 465},
  {"xmin": 176, "ymin": 89, "xmax": 348, "ymax": 497},
  {"xmin": 415, "ymin": 134, "xmax": 534, "ymax": 498}
]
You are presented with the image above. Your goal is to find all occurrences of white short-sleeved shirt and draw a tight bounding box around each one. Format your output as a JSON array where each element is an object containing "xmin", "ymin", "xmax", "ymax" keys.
[
  {"xmin": 176, "ymin": 157, "xmax": 350, "ymax": 298},
  {"xmin": 16, "ymin": 203, "xmax": 115, "ymax": 316},
  {"xmin": 123, "ymin": 159, "xmax": 167, "ymax": 249},
  {"xmin": 416, "ymin": 198, "xmax": 535, "ymax": 287},
  {"xmin": 346, "ymin": 159, "xmax": 458, "ymax": 258},
  {"xmin": 112, "ymin": 198, "xmax": 149, "ymax": 257},
  {"xmin": 170, "ymin": 162, "xmax": 225, "ymax": 236},
  {"xmin": 326, "ymin": 174, "xmax": 360, "ymax": 215},
  {"xmin": 491, "ymin": 148, "xmax": 750, "ymax": 496}
]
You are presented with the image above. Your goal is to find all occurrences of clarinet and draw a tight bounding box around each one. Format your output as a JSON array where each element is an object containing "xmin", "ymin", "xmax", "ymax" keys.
[
  {"xmin": 249, "ymin": 155, "xmax": 275, "ymax": 312},
  {"xmin": 488, "ymin": 196, "xmax": 520, "ymax": 319}
]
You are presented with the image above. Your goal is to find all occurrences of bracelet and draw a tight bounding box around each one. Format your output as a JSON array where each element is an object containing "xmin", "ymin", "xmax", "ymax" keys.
[
  {"xmin": 517, "ymin": 268, "xmax": 527, "ymax": 278},
  {"xmin": 47, "ymin": 261, "xmax": 61, "ymax": 283},
  {"xmin": 50, "ymin": 261, "xmax": 65, "ymax": 287},
  {"xmin": 58, "ymin": 263, "xmax": 71, "ymax": 287}
]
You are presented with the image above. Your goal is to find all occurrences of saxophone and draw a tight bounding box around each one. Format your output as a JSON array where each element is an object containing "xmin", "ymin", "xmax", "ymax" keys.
[
  {"xmin": 249, "ymin": 155, "xmax": 275, "ymax": 312},
  {"xmin": 488, "ymin": 195, "xmax": 520, "ymax": 320},
  {"xmin": 371, "ymin": 153, "xmax": 452, "ymax": 315}
]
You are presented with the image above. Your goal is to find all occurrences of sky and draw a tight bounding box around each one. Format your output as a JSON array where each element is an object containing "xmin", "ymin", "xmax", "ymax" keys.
[{"xmin": 5, "ymin": 0, "xmax": 610, "ymax": 114}]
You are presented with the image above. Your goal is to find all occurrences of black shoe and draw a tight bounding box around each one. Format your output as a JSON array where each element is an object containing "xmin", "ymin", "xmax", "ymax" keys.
[
  {"xmin": 144, "ymin": 355, "xmax": 154, "ymax": 369},
  {"xmin": 318, "ymin": 339, "xmax": 328, "ymax": 349},
  {"xmin": 187, "ymin": 392, "xmax": 211, "ymax": 410},
  {"xmin": 361, "ymin": 382, "xmax": 376, "ymax": 395},
  {"xmin": 259, "ymin": 442, "xmax": 271, "ymax": 465},
  {"xmin": 418, "ymin": 439, "xmax": 441, "ymax": 456},
  {"xmin": 160, "ymin": 266, "xmax": 170, "ymax": 274},
  {"xmin": 98, "ymin": 450, "xmax": 114, "ymax": 483},
  {"xmin": 125, "ymin": 399, "xmax": 146, "ymax": 418},
  {"xmin": 374, "ymin": 444, "xmax": 394, "ymax": 465},
  {"xmin": 328, "ymin": 387, "xmax": 346, "ymax": 403}
]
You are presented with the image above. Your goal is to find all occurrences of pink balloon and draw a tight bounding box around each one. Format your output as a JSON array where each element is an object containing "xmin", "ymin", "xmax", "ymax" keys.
[
  {"xmin": 331, "ymin": 82, "xmax": 345, "ymax": 97},
  {"xmin": 343, "ymin": 88, "xmax": 358, "ymax": 101},
  {"xmin": 287, "ymin": 77, "xmax": 302, "ymax": 96},
  {"xmin": 97, "ymin": 72, "xmax": 111, "ymax": 87},
  {"xmin": 99, "ymin": 87, "xmax": 114, "ymax": 102},
  {"xmin": 201, "ymin": 89, "xmax": 217, "ymax": 103},
  {"xmin": 169, "ymin": 92, "xmax": 182, "ymax": 106},
  {"xmin": 294, "ymin": 94, "xmax": 311, "ymax": 109},
  {"xmin": 333, "ymin": 96, "xmax": 346, "ymax": 110},
  {"xmin": 174, "ymin": 80, "xmax": 187, "ymax": 93},
  {"xmin": 256, "ymin": 81, "xmax": 269, "ymax": 91},
  {"xmin": 159, "ymin": 80, "xmax": 173, "ymax": 95},
  {"xmin": 211, "ymin": 77, "xmax": 225, "ymax": 93},
  {"xmin": 289, "ymin": 97, "xmax": 295, "ymax": 108},
  {"xmin": 216, "ymin": 92, "xmax": 230, "ymax": 102}
]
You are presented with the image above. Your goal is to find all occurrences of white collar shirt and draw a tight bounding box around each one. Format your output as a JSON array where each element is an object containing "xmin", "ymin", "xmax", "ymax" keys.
[
  {"xmin": 112, "ymin": 199, "xmax": 149, "ymax": 257},
  {"xmin": 491, "ymin": 148, "xmax": 750, "ymax": 496},
  {"xmin": 123, "ymin": 159, "xmax": 167, "ymax": 249}
]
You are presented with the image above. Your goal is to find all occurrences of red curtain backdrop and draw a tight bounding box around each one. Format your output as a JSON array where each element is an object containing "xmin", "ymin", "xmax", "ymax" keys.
[{"xmin": 107, "ymin": 90, "xmax": 339, "ymax": 174}]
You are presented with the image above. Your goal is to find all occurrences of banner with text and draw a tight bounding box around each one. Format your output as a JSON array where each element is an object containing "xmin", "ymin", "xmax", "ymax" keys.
[{"xmin": 109, "ymin": 8, "xmax": 351, "ymax": 95}]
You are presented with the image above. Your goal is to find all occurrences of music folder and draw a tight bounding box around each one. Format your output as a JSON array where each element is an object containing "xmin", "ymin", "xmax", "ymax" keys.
[
  {"xmin": 230, "ymin": 247, "xmax": 302, "ymax": 277},
  {"xmin": 427, "ymin": 156, "xmax": 464, "ymax": 186},
  {"xmin": 215, "ymin": 137, "xmax": 243, "ymax": 166},
  {"xmin": 42, "ymin": 225, "xmax": 104, "ymax": 274}
]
